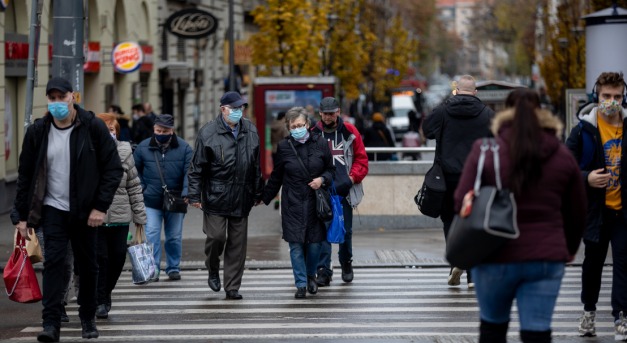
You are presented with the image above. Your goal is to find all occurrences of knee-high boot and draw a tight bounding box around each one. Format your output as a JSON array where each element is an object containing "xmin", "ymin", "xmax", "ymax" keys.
[{"xmin": 479, "ymin": 319, "xmax": 509, "ymax": 343}]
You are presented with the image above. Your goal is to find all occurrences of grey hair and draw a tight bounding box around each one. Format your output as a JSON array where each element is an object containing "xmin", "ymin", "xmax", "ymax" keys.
[
  {"xmin": 457, "ymin": 75, "xmax": 476, "ymax": 93},
  {"xmin": 284, "ymin": 107, "xmax": 310, "ymax": 130}
]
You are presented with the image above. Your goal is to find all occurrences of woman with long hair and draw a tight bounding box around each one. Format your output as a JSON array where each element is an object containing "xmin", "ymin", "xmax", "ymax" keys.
[{"xmin": 454, "ymin": 89, "xmax": 587, "ymax": 342}]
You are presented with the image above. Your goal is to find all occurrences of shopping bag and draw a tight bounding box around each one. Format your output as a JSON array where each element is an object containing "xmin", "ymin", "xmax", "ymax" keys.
[
  {"xmin": 326, "ymin": 183, "xmax": 345, "ymax": 244},
  {"xmin": 127, "ymin": 224, "xmax": 158, "ymax": 285},
  {"xmin": 4, "ymin": 233, "xmax": 43, "ymax": 303},
  {"xmin": 13, "ymin": 229, "xmax": 43, "ymax": 264}
]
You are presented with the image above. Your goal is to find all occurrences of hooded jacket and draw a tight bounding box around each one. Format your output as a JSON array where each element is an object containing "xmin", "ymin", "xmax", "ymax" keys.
[
  {"xmin": 262, "ymin": 133, "xmax": 335, "ymax": 243},
  {"xmin": 187, "ymin": 115, "xmax": 264, "ymax": 217},
  {"xmin": 455, "ymin": 109, "xmax": 586, "ymax": 263},
  {"xmin": 12, "ymin": 106, "xmax": 123, "ymax": 227},
  {"xmin": 423, "ymin": 94, "xmax": 494, "ymax": 183},
  {"xmin": 565, "ymin": 107, "xmax": 627, "ymax": 242}
]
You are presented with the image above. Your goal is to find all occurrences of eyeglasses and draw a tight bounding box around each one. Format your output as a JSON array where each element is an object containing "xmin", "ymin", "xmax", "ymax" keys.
[{"xmin": 289, "ymin": 123, "xmax": 307, "ymax": 130}]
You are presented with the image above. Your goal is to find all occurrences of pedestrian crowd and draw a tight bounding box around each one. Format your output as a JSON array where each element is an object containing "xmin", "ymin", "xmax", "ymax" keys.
[{"xmin": 8, "ymin": 71, "xmax": 627, "ymax": 343}]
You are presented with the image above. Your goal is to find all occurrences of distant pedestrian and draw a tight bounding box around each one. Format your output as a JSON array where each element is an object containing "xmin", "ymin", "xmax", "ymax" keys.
[
  {"xmin": 270, "ymin": 111, "xmax": 289, "ymax": 165},
  {"xmin": 131, "ymin": 104, "xmax": 154, "ymax": 144},
  {"xmin": 565, "ymin": 71, "xmax": 627, "ymax": 340},
  {"xmin": 423, "ymin": 74, "xmax": 494, "ymax": 288},
  {"xmin": 133, "ymin": 114, "xmax": 193, "ymax": 281},
  {"xmin": 262, "ymin": 107, "xmax": 335, "ymax": 299},
  {"xmin": 12, "ymin": 76, "xmax": 123, "ymax": 342},
  {"xmin": 187, "ymin": 91, "xmax": 264, "ymax": 300},
  {"xmin": 456, "ymin": 88, "xmax": 586, "ymax": 342},
  {"xmin": 94, "ymin": 113, "xmax": 146, "ymax": 320},
  {"xmin": 108, "ymin": 104, "xmax": 132, "ymax": 142},
  {"xmin": 363, "ymin": 112, "xmax": 396, "ymax": 161},
  {"xmin": 313, "ymin": 97, "xmax": 369, "ymax": 286}
]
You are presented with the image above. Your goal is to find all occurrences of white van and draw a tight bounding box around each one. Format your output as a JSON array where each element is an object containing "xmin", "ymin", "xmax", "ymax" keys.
[{"xmin": 389, "ymin": 94, "xmax": 416, "ymax": 141}]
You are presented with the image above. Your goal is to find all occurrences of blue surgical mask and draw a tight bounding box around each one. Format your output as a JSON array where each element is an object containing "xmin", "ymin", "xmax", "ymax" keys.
[
  {"xmin": 290, "ymin": 126, "xmax": 308, "ymax": 140},
  {"xmin": 155, "ymin": 134, "xmax": 172, "ymax": 144},
  {"xmin": 227, "ymin": 108, "xmax": 243, "ymax": 123},
  {"xmin": 48, "ymin": 102, "xmax": 70, "ymax": 120}
]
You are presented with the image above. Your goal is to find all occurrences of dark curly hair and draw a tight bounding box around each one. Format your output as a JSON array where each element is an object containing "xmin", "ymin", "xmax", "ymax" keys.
[{"xmin": 596, "ymin": 72, "xmax": 625, "ymax": 92}]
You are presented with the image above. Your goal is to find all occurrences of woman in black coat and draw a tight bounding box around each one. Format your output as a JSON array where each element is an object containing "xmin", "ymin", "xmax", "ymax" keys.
[{"xmin": 262, "ymin": 107, "xmax": 335, "ymax": 299}]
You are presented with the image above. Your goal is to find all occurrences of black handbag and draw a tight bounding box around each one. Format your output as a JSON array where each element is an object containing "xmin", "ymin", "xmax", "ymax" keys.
[
  {"xmin": 445, "ymin": 138, "xmax": 519, "ymax": 270},
  {"xmin": 288, "ymin": 140, "xmax": 333, "ymax": 222},
  {"xmin": 154, "ymin": 151, "xmax": 188, "ymax": 213},
  {"xmin": 415, "ymin": 113, "xmax": 446, "ymax": 218}
]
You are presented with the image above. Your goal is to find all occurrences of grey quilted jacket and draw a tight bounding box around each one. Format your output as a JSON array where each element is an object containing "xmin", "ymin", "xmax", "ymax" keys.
[{"xmin": 104, "ymin": 141, "xmax": 147, "ymax": 225}]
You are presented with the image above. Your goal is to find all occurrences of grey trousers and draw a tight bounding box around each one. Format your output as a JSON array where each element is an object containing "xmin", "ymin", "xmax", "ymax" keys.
[{"xmin": 203, "ymin": 214, "xmax": 248, "ymax": 292}]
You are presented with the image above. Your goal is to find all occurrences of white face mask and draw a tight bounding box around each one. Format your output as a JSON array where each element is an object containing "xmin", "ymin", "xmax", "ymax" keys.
[{"xmin": 110, "ymin": 132, "xmax": 117, "ymax": 140}]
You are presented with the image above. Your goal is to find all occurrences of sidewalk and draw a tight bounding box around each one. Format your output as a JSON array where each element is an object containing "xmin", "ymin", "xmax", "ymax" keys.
[{"xmin": 0, "ymin": 204, "xmax": 608, "ymax": 270}]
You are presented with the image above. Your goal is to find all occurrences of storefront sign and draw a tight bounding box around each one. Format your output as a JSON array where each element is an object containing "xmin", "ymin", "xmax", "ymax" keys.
[
  {"xmin": 139, "ymin": 45, "xmax": 153, "ymax": 73},
  {"xmin": 223, "ymin": 40, "xmax": 253, "ymax": 65},
  {"xmin": 0, "ymin": 0, "xmax": 10, "ymax": 11},
  {"xmin": 112, "ymin": 42, "xmax": 143, "ymax": 73},
  {"xmin": 165, "ymin": 8, "xmax": 218, "ymax": 39},
  {"xmin": 4, "ymin": 33, "xmax": 28, "ymax": 77},
  {"xmin": 84, "ymin": 42, "xmax": 101, "ymax": 73}
]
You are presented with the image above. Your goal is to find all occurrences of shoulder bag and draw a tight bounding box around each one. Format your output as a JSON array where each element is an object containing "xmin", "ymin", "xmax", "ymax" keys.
[
  {"xmin": 288, "ymin": 140, "xmax": 333, "ymax": 222},
  {"xmin": 414, "ymin": 113, "xmax": 447, "ymax": 218},
  {"xmin": 154, "ymin": 151, "xmax": 188, "ymax": 213},
  {"xmin": 445, "ymin": 138, "xmax": 520, "ymax": 270}
]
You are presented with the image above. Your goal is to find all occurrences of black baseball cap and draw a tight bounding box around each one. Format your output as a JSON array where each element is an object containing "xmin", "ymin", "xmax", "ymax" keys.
[
  {"xmin": 320, "ymin": 97, "xmax": 340, "ymax": 112},
  {"xmin": 46, "ymin": 77, "xmax": 73, "ymax": 95},
  {"xmin": 154, "ymin": 114, "xmax": 174, "ymax": 129},
  {"xmin": 220, "ymin": 91, "xmax": 248, "ymax": 108}
]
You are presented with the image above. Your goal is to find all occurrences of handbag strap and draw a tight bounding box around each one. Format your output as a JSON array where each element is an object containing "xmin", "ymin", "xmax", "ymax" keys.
[
  {"xmin": 5, "ymin": 245, "xmax": 28, "ymax": 297},
  {"xmin": 288, "ymin": 140, "xmax": 312, "ymax": 178},
  {"xmin": 473, "ymin": 138, "xmax": 502, "ymax": 193},
  {"xmin": 153, "ymin": 151, "xmax": 168, "ymax": 192}
]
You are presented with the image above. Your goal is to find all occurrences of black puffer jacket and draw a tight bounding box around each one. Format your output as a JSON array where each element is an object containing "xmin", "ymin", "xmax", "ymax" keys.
[
  {"xmin": 423, "ymin": 94, "xmax": 494, "ymax": 183},
  {"xmin": 188, "ymin": 115, "xmax": 264, "ymax": 217},
  {"xmin": 262, "ymin": 133, "xmax": 335, "ymax": 243},
  {"xmin": 12, "ymin": 106, "xmax": 123, "ymax": 227}
]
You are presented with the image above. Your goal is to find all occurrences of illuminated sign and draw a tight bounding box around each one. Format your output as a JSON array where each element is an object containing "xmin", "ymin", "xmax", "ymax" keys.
[{"xmin": 112, "ymin": 42, "xmax": 143, "ymax": 74}]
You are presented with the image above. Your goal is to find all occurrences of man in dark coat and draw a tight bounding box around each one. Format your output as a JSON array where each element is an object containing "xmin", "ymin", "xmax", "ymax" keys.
[
  {"xmin": 363, "ymin": 112, "xmax": 396, "ymax": 161},
  {"xmin": 13, "ymin": 77, "xmax": 123, "ymax": 342},
  {"xmin": 422, "ymin": 74, "xmax": 494, "ymax": 288},
  {"xmin": 187, "ymin": 91, "xmax": 264, "ymax": 300}
]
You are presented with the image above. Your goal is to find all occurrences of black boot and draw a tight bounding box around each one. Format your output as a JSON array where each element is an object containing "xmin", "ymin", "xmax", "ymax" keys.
[
  {"xmin": 307, "ymin": 275, "xmax": 318, "ymax": 294},
  {"xmin": 81, "ymin": 319, "xmax": 99, "ymax": 339},
  {"xmin": 520, "ymin": 329, "xmax": 551, "ymax": 343},
  {"xmin": 37, "ymin": 325, "xmax": 60, "ymax": 342},
  {"xmin": 479, "ymin": 320, "xmax": 509, "ymax": 343}
]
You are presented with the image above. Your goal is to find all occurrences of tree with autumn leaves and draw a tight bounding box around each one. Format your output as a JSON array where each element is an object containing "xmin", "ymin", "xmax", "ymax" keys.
[{"xmin": 250, "ymin": 0, "xmax": 420, "ymax": 104}]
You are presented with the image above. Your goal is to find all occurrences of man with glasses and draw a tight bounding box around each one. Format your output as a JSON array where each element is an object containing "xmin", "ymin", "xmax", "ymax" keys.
[
  {"xmin": 187, "ymin": 91, "xmax": 264, "ymax": 300},
  {"xmin": 313, "ymin": 97, "xmax": 369, "ymax": 286}
]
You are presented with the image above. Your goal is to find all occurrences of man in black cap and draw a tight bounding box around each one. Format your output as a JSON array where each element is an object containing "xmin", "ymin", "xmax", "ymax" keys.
[
  {"xmin": 12, "ymin": 76, "xmax": 123, "ymax": 342},
  {"xmin": 313, "ymin": 97, "xmax": 369, "ymax": 286},
  {"xmin": 133, "ymin": 114, "xmax": 193, "ymax": 282},
  {"xmin": 188, "ymin": 91, "xmax": 264, "ymax": 300}
]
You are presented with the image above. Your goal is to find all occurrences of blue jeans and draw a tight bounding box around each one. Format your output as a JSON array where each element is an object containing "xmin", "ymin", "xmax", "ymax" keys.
[
  {"xmin": 318, "ymin": 198, "xmax": 353, "ymax": 276},
  {"xmin": 472, "ymin": 261, "xmax": 565, "ymax": 332},
  {"xmin": 145, "ymin": 207, "xmax": 185, "ymax": 275},
  {"xmin": 288, "ymin": 242, "xmax": 322, "ymax": 287}
]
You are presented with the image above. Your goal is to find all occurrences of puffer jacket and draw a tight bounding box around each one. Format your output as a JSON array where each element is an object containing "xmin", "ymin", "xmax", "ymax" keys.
[
  {"xmin": 103, "ymin": 141, "xmax": 146, "ymax": 225},
  {"xmin": 262, "ymin": 133, "xmax": 335, "ymax": 243},
  {"xmin": 187, "ymin": 115, "xmax": 264, "ymax": 217},
  {"xmin": 133, "ymin": 134, "xmax": 193, "ymax": 210}
]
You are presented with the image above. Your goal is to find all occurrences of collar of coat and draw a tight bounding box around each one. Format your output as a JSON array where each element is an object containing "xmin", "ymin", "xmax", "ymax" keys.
[
  {"xmin": 491, "ymin": 108, "xmax": 563, "ymax": 137},
  {"xmin": 578, "ymin": 106, "xmax": 627, "ymax": 128}
]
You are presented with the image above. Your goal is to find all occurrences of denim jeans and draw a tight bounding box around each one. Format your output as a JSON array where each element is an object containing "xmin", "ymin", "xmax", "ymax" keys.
[
  {"xmin": 318, "ymin": 198, "xmax": 353, "ymax": 277},
  {"xmin": 472, "ymin": 261, "xmax": 565, "ymax": 332},
  {"xmin": 289, "ymin": 242, "xmax": 322, "ymax": 287},
  {"xmin": 145, "ymin": 207, "xmax": 185, "ymax": 275}
]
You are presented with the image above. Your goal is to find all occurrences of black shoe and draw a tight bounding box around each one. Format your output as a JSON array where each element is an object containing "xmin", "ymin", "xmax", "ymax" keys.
[
  {"xmin": 95, "ymin": 304, "xmax": 108, "ymax": 319},
  {"xmin": 295, "ymin": 287, "xmax": 307, "ymax": 299},
  {"xmin": 225, "ymin": 290, "xmax": 243, "ymax": 300},
  {"xmin": 60, "ymin": 306, "xmax": 69, "ymax": 323},
  {"xmin": 81, "ymin": 319, "xmax": 99, "ymax": 339},
  {"xmin": 307, "ymin": 275, "xmax": 318, "ymax": 294},
  {"xmin": 315, "ymin": 267, "xmax": 331, "ymax": 287},
  {"xmin": 37, "ymin": 325, "xmax": 60, "ymax": 342},
  {"xmin": 341, "ymin": 260, "xmax": 354, "ymax": 283},
  {"xmin": 168, "ymin": 271, "xmax": 181, "ymax": 281},
  {"xmin": 208, "ymin": 272, "xmax": 221, "ymax": 292}
]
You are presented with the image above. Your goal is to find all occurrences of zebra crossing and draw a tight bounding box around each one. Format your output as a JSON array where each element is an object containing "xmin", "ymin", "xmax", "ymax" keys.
[{"xmin": 7, "ymin": 266, "xmax": 618, "ymax": 342}]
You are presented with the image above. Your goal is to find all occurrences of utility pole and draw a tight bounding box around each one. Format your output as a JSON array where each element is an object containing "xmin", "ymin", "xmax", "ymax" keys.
[
  {"xmin": 24, "ymin": 0, "xmax": 44, "ymax": 127},
  {"xmin": 51, "ymin": 0, "xmax": 84, "ymax": 103},
  {"xmin": 228, "ymin": 0, "xmax": 236, "ymax": 92}
]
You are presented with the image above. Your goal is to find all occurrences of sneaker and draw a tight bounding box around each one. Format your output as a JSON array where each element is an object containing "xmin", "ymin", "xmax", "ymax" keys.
[
  {"xmin": 448, "ymin": 267, "xmax": 463, "ymax": 286},
  {"xmin": 468, "ymin": 282, "xmax": 475, "ymax": 289},
  {"xmin": 80, "ymin": 319, "xmax": 99, "ymax": 339},
  {"xmin": 578, "ymin": 311, "xmax": 596, "ymax": 337},
  {"xmin": 616, "ymin": 311, "xmax": 627, "ymax": 341},
  {"xmin": 315, "ymin": 267, "xmax": 331, "ymax": 287},
  {"xmin": 168, "ymin": 271, "xmax": 181, "ymax": 281},
  {"xmin": 341, "ymin": 260, "xmax": 354, "ymax": 283}
]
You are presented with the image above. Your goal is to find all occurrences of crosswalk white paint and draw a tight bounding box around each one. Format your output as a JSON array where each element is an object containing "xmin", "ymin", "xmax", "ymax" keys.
[{"xmin": 7, "ymin": 266, "xmax": 618, "ymax": 342}]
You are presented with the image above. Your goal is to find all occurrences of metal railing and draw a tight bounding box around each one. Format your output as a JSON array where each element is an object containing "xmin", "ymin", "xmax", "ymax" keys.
[{"xmin": 364, "ymin": 147, "xmax": 435, "ymax": 161}]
